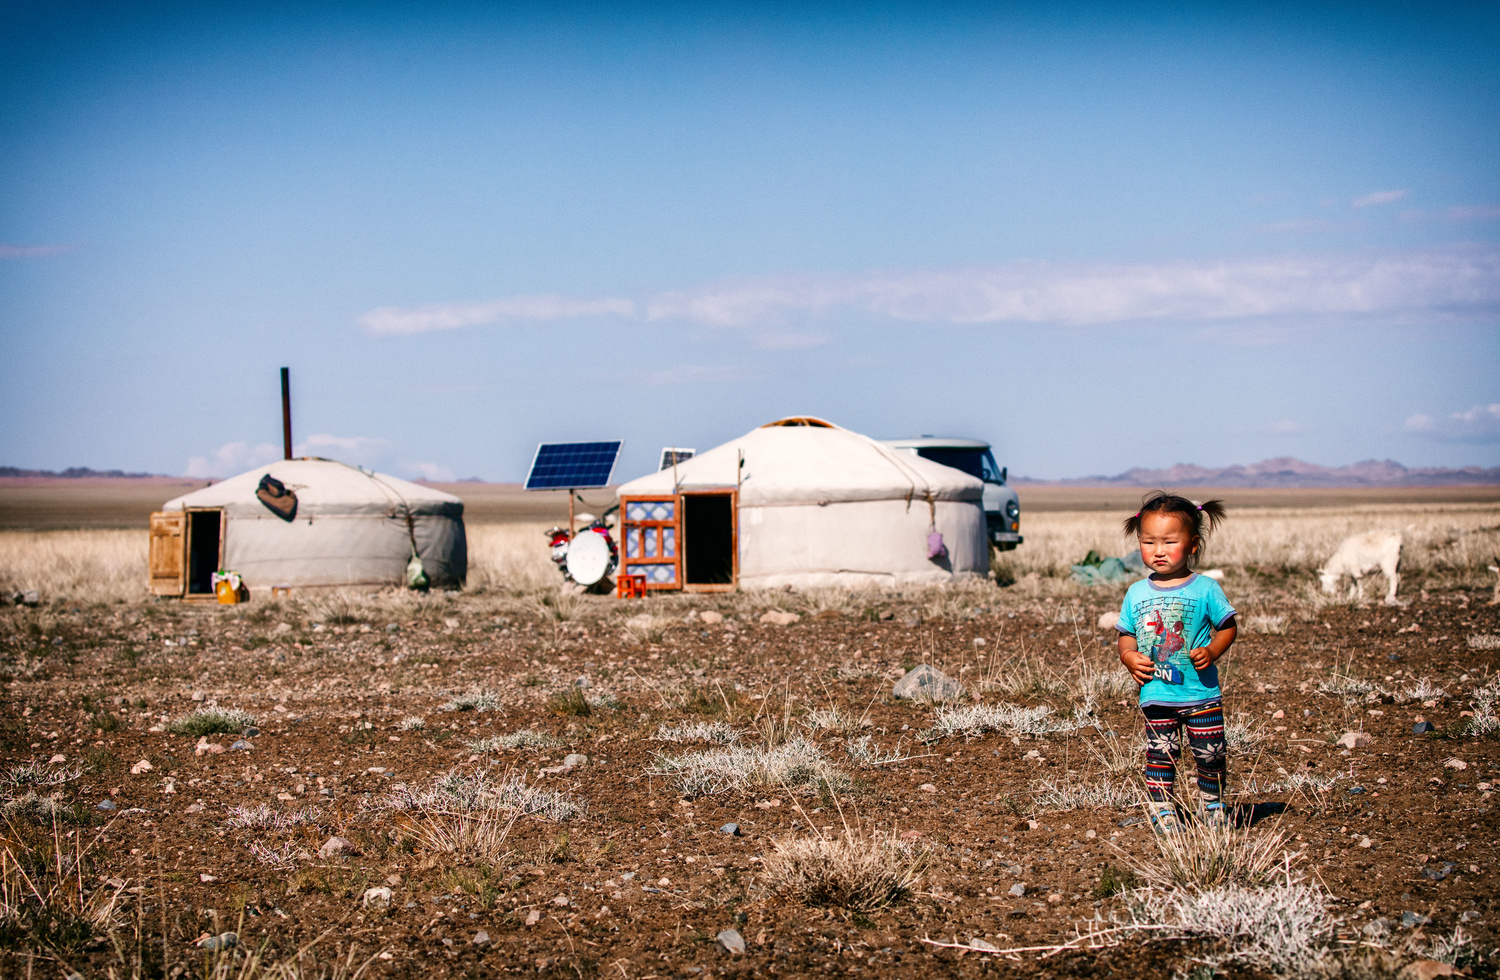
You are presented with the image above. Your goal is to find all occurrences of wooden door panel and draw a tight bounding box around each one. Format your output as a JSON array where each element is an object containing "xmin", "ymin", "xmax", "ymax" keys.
[{"xmin": 149, "ymin": 511, "xmax": 186, "ymax": 596}]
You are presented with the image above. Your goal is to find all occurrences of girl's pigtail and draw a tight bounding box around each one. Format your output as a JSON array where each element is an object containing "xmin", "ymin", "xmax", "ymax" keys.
[
  {"xmin": 1198, "ymin": 499, "xmax": 1227, "ymax": 535},
  {"xmin": 1122, "ymin": 511, "xmax": 1143, "ymax": 536}
]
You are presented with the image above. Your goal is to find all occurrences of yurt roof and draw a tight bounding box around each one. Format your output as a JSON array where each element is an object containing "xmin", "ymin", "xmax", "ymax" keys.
[
  {"xmin": 617, "ymin": 417, "xmax": 982, "ymax": 506},
  {"xmin": 163, "ymin": 458, "xmax": 463, "ymax": 518}
]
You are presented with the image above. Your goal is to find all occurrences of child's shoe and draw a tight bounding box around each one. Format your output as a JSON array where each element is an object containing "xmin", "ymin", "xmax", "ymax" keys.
[
  {"xmin": 1149, "ymin": 806, "xmax": 1181, "ymax": 834},
  {"xmin": 1202, "ymin": 801, "xmax": 1229, "ymax": 826}
]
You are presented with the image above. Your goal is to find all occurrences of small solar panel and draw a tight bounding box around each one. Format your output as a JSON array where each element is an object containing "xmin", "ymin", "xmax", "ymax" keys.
[
  {"xmin": 658, "ymin": 447, "xmax": 696, "ymax": 471},
  {"xmin": 525, "ymin": 441, "xmax": 622, "ymax": 490}
]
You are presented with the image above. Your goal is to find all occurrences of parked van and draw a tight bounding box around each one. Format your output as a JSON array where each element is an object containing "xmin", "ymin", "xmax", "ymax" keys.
[{"xmin": 882, "ymin": 437, "xmax": 1023, "ymax": 551}]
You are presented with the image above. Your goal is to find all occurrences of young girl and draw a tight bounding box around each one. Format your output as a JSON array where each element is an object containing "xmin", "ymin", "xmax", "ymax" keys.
[{"xmin": 1115, "ymin": 492, "xmax": 1238, "ymax": 831}]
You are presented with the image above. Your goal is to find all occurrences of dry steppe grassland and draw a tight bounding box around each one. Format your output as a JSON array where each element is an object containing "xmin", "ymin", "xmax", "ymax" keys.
[{"xmin": 1, "ymin": 487, "xmax": 1499, "ymax": 980}]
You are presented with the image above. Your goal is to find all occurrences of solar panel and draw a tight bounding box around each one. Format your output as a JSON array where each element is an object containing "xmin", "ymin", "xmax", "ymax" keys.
[
  {"xmin": 525, "ymin": 441, "xmax": 622, "ymax": 490},
  {"xmin": 658, "ymin": 447, "xmax": 696, "ymax": 471}
]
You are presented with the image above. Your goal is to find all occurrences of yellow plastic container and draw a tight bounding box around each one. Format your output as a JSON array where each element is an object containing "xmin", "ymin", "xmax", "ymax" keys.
[{"xmin": 216, "ymin": 579, "xmax": 240, "ymax": 604}]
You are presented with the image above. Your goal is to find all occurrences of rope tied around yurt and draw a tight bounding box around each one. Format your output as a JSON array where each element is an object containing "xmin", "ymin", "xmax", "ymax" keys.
[{"xmin": 359, "ymin": 465, "xmax": 430, "ymax": 591}]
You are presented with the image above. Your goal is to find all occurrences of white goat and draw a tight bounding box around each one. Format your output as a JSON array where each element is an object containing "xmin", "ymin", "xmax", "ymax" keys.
[{"xmin": 1319, "ymin": 530, "xmax": 1402, "ymax": 605}]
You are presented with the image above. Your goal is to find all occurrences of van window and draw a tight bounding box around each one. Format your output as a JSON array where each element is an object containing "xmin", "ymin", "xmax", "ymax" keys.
[
  {"xmin": 915, "ymin": 448, "xmax": 983, "ymax": 480},
  {"xmin": 915, "ymin": 448, "xmax": 1005, "ymax": 484}
]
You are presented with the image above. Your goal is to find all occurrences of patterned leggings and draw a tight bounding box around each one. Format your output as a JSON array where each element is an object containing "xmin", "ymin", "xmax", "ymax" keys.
[{"xmin": 1142, "ymin": 701, "xmax": 1226, "ymax": 803}]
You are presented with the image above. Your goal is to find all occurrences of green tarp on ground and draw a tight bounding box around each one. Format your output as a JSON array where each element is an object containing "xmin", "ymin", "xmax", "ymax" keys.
[{"xmin": 1070, "ymin": 549, "xmax": 1146, "ymax": 586}]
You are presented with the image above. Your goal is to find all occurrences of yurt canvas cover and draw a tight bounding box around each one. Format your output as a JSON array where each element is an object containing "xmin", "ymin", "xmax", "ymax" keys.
[
  {"xmin": 150, "ymin": 458, "xmax": 466, "ymax": 596},
  {"xmin": 614, "ymin": 417, "xmax": 987, "ymax": 590}
]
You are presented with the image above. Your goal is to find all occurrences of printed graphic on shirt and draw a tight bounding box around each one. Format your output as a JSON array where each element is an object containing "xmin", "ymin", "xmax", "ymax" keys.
[{"xmin": 1134, "ymin": 595, "xmax": 1197, "ymax": 685}]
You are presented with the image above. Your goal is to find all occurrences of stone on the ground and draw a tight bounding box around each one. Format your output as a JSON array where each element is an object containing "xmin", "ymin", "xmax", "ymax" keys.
[
  {"xmin": 197, "ymin": 933, "xmax": 238, "ymax": 951},
  {"xmin": 919, "ymin": 783, "xmax": 937, "ymax": 793},
  {"xmin": 901, "ymin": 615, "xmax": 921, "ymax": 628},
  {"xmin": 130, "ymin": 759, "xmax": 153, "ymax": 774},
  {"xmin": 892, "ymin": 664, "xmax": 965, "ymax": 702},
  {"xmin": 273, "ymin": 623, "xmax": 293, "ymax": 635},
  {"xmin": 574, "ymin": 676, "xmax": 591, "ymax": 689},
  {"xmin": 720, "ymin": 822, "xmax": 741, "ymax": 836},
  {"xmin": 385, "ymin": 623, "xmax": 399, "ymax": 633},
  {"xmin": 472, "ymin": 931, "xmax": 490, "ymax": 945},
  {"xmin": 96, "ymin": 799, "xmax": 116, "ymax": 810},
  {"xmin": 700, "ymin": 611, "xmax": 724, "ymax": 625},
  {"xmin": 362, "ymin": 887, "xmax": 393, "ymax": 907},
  {"xmin": 1008, "ymin": 882, "xmax": 1025, "ymax": 898},
  {"xmin": 1401, "ymin": 911, "xmax": 1431, "ymax": 928},
  {"xmin": 230, "ymin": 740, "xmax": 252, "ymax": 751},
  {"xmin": 1412, "ymin": 721, "xmax": 1436, "ymax": 734},
  {"xmin": 1336, "ymin": 731, "xmax": 1373, "ymax": 750},
  {"xmin": 1097, "ymin": 611, "xmax": 1119, "ymax": 630},
  {"xmin": 318, "ymin": 836, "xmax": 350, "ymax": 859},
  {"xmin": 563, "ymin": 753, "xmax": 588, "ymax": 768},
  {"xmin": 759, "ymin": 610, "xmax": 799, "ymax": 626},
  {"xmin": 716, "ymin": 929, "xmax": 747, "ymax": 955},
  {"xmin": 243, "ymin": 726, "xmax": 260, "ymax": 737}
]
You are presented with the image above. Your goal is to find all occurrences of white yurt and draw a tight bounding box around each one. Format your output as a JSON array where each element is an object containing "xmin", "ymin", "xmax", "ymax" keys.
[
  {"xmin": 149, "ymin": 458, "xmax": 466, "ymax": 597},
  {"xmin": 613, "ymin": 417, "xmax": 987, "ymax": 591}
]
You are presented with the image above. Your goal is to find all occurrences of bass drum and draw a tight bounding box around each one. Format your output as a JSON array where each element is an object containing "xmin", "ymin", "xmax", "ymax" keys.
[{"xmin": 565, "ymin": 530, "xmax": 616, "ymax": 586}]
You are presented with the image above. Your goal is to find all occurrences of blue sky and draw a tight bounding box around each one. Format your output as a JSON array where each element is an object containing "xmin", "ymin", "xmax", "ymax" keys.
[{"xmin": 2, "ymin": 2, "xmax": 1497, "ymax": 482}]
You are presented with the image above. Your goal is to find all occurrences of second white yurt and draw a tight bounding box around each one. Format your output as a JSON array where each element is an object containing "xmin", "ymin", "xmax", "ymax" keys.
[
  {"xmin": 614, "ymin": 417, "xmax": 987, "ymax": 591},
  {"xmin": 148, "ymin": 458, "xmax": 466, "ymax": 597}
]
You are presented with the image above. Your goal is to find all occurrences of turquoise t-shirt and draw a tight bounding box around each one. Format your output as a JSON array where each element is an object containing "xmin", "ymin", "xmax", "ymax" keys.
[{"xmin": 1116, "ymin": 573, "xmax": 1236, "ymax": 708}]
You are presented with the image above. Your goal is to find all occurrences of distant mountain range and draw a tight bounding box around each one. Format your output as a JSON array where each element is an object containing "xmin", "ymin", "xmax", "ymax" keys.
[
  {"xmin": 0, "ymin": 466, "xmax": 164, "ymax": 479},
  {"xmin": 1015, "ymin": 457, "xmax": 1500, "ymax": 488}
]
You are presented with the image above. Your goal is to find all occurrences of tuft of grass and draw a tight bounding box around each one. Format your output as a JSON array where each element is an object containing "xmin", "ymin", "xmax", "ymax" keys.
[
  {"xmin": 382, "ymin": 769, "xmax": 583, "ymax": 822},
  {"xmin": 467, "ymin": 730, "xmax": 563, "ymax": 752},
  {"xmin": 1123, "ymin": 806, "xmax": 1292, "ymax": 891},
  {"xmin": 1124, "ymin": 873, "xmax": 1333, "ymax": 975},
  {"xmin": 761, "ymin": 823, "xmax": 927, "ymax": 912},
  {"xmin": 545, "ymin": 687, "xmax": 592, "ymax": 717},
  {"xmin": 1031, "ymin": 776, "xmax": 1137, "ymax": 812},
  {"xmin": 225, "ymin": 804, "xmax": 319, "ymax": 830},
  {"xmin": 1398, "ymin": 677, "xmax": 1448, "ymax": 703},
  {"xmin": 844, "ymin": 736, "xmax": 913, "ymax": 766},
  {"xmin": 1094, "ymin": 864, "xmax": 1140, "ymax": 898},
  {"xmin": 652, "ymin": 720, "xmax": 742, "ymax": 744},
  {"xmin": 621, "ymin": 613, "xmax": 674, "ymax": 644},
  {"xmin": 1464, "ymin": 678, "xmax": 1500, "ymax": 736},
  {"xmin": 397, "ymin": 716, "xmax": 426, "ymax": 731},
  {"xmin": 646, "ymin": 737, "xmax": 849, "ymax": 799},
  {"xmin": 3, "ymin": 761, "xmax": 82, "ymax": 790},
  {"xmin": 802, "ymin": 705, "xmax": 862, "ymax": 734},
  {"xmin": 0, "ymin": 815, "xmax": 125, "ymax": 955},
  {"xmin": 165, "ymin": 708, "xmax": 255, "ymax": 737},
  {"xmin": 442, "ymin": 690, "xmax": 503, "ymax": 712},
  {"xmin": 920, "ymin": 700, "xmax": 1096, "ymax": 741}
]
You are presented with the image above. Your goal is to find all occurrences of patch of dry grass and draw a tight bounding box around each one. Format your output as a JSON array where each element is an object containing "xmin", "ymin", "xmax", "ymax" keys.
[
  {"xmin": 761, "ymin": 821, "xmax": 927, "ymax": 911},
  {"xmin": 0, "ymin": 529, "xmax": 144, "ymax": 605}
]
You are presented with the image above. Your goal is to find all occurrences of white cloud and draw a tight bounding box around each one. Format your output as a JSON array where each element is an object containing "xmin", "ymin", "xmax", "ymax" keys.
[
  {"xmin": 295, "ymin": 433, "xmax": 390, "ymax": 458},
  {"xmin": 1351, "ymin": 189, "xmax": 1408, "ymax": 209},
  {"xmin": 643, "ymin": 248, "xmax": 1500, "ymax": 328},
  {"xmin": 1404, "ymin": 403, "xmax": 1500, "ymax": 443},
  {"xmin": 405, "ymin": 462, "xmax": 455, "ymax": 482},
  {"xmin": 184, "ymin": 441, "xmax": 280, "ymax": 478},
  {"xmin": 357, "ymin": 246, "xmax": 1500, "ymax": 335},
  {"xmin": 359, "ymin": 295, "xmax": 634, "ymax": 335}
]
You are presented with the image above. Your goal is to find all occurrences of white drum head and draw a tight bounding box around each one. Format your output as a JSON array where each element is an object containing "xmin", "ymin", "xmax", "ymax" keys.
[{"xmin": 565, "ymin": 531, "xmax": 612, "ymax": 585}]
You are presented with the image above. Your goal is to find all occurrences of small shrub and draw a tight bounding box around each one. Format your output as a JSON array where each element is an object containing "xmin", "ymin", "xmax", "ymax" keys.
[
  {"xmin": 761, "ymin": 826, "xmax": 926, "ymax": 911},
  {"xmin": 226, "ymin": 803, "xmax": 319, "ymax": 830},
  {"xmin": 1094, "ymin": 864, "xmax": 1139, "ymax": 898},
  {"xmin": 1463, "ymin": 679, "xmax": 1500, "ymax": 736},
  {"xmin": 1124, "ymin": 807, "xmax": 1291, "ymax": 891},
  {"xmin": 653, "ymin": 720, "xmax": 742, "ymax": 744},
  {"xmin": 442, "ymin": 690, "xmax": 503, "ymax": 712},
  {"xmin": 165, "ymin": 708, "xmax": 255, "ymax": 737},
  {"xmin": 647, "ymin": 737, "xmax": 849, "ymax": 799},
  {"xmin": 1125, "ymin": 875, "xmax": 1333, "ymax": 974},
  {"xmin": 468, "ymin": 730, "xmax": 563, "ymax": 752},
  {"xmin": 844, "ymin": 736, "xmax": 912, "ymax": 766},
  {"xmin": 1032, "ymin": 776, "xmax": 1136, "ymax": 811},
  {"xmin": 398, "ymin": 716, "xmax": 426, "ymax": 731},
  {"xmin": 1398, "ymin": 677, "xmax": 1448, "ymax": 703},
  {"xmin": 921, "ymin": 701, "xmax": 1096, "ymax": 741},
  {"xmin": 545, "ymin": 687, "xmax": 591, "ymax": 717}
]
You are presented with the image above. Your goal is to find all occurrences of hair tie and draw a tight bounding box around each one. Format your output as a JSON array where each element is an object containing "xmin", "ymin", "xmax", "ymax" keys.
[{"xmin": 1196, "ymin": 504, "xmax": 1203, "ymax": 511}]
